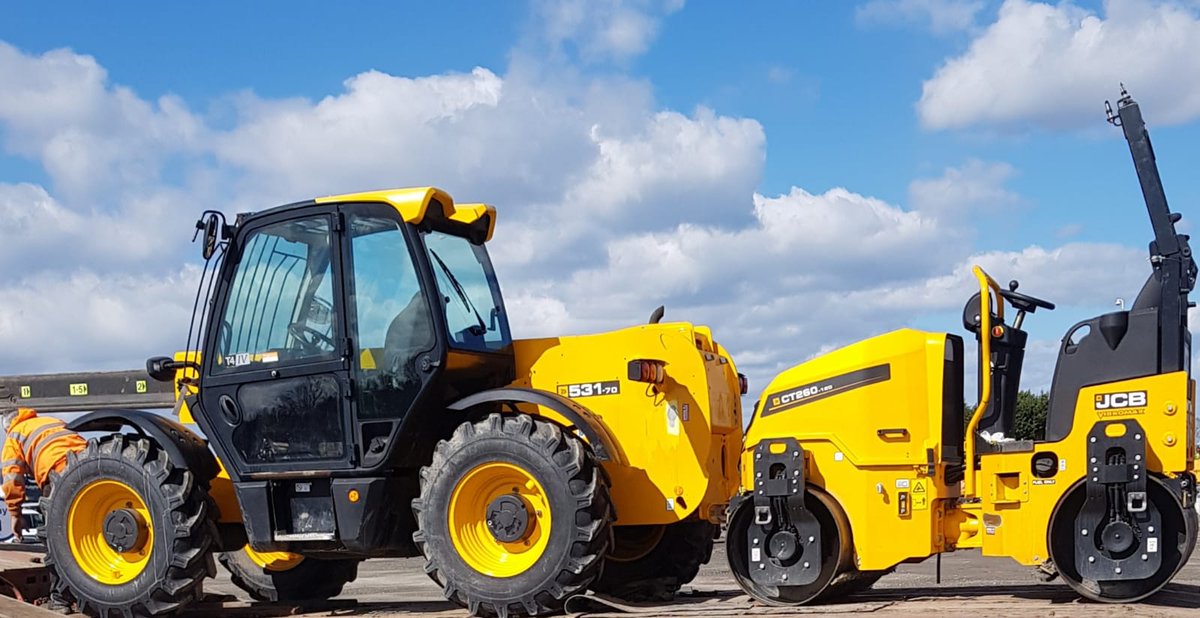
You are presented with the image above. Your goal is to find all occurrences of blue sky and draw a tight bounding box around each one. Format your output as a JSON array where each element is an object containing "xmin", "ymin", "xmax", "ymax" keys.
[{"xmin": 1, "ymin": 0, "xmax": 1199, "ymax": 399}]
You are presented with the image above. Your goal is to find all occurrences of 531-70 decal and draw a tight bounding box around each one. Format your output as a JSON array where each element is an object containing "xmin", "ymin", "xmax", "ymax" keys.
[{"xmin": 558, "ymin": 381, "xmax": 620, "ymax": 398}]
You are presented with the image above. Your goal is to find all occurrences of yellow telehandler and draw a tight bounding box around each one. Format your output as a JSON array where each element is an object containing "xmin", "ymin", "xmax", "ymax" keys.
[
  {"xmin": 3, "ymin": 187, "xmax": 743, "ymax": 617},
  {"xmin": 726, "ymin": 90, "xmax": 1198, "ymax": 604}
]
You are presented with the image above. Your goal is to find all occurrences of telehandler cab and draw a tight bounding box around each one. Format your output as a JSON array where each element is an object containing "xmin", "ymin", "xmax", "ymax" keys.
[
  {"xmin": 22, "ymin": 188, "xmax": 743, "ymax": 617},
  {"xmin": 727, "ymin": 90, "xmax": 1199, "ymax": 604}
]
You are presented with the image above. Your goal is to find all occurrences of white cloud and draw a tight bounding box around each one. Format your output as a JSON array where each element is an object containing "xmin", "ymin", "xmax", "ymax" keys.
[
  {"xmin": 528, "ymin": 0, "xmax": 686, "ymax": 63},
  {"xmin": 530, "ymin": 0, "xmax": 684, "ymax": 63},
  {"xmin": 0, "ymin": 42, "xmax": 204, "ymax": 199},
  {"xmin": 919, "ymin": 0, "xmax": 1200, "ymax": 130},
  {"xmin": 908, "ymin": 159, "xmax": 1024, "ymax": 222},
  {"xmin": 0, "ymin": 267, "xmax": 200, "ymax": 374},
  {"xmin": 856, "ymin": 0, "xmax": 986, "ymax": 34}
]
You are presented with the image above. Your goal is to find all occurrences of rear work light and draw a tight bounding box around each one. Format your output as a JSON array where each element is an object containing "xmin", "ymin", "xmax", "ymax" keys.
[
  {"xmin": 628, "ymin": 359, "xmax": 666, "ymax": 384},
  {"xmin": 738, "ymin": 373, "xmax": 748, "ymax": 395}
]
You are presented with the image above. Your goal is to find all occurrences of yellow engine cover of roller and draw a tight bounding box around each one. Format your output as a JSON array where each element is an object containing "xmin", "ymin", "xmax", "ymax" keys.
[
  {"xmin": 743, "ymin": 328, "xmax": 959, "ymax": 570},
  {"xmin": 512, "ymin": 321, "xmax": 742, "ymax": 526}
]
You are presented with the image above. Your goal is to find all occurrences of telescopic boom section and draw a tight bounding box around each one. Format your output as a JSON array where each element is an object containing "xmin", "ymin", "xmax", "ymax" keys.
[{"xmin": 0, "ymin": 369, "xmax": 174, "ymax": 413}]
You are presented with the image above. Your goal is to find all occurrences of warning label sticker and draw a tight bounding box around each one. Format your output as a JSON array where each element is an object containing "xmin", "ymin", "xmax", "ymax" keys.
[{"xmin": 912, "ymin": 478, "xmax": 929, "ymax": 510}]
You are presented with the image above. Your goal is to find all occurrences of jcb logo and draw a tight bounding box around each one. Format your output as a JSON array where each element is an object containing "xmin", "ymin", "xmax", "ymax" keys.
[{"xmin": 1094, "ymin": 391, "xmax": 1147, "ymax": 410}]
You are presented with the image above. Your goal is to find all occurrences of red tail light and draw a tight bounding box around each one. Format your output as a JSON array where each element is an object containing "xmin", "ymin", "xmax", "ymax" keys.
[
  {"xmin": 628, "ymin": 359, "xmax": 666, "ymax": 384},
  {"xmin": 738, "ymin": 373, "xmax": 748, "ymax": 395}
]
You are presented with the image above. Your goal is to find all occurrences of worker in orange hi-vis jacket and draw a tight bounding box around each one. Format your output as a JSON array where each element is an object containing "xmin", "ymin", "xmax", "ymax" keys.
[{"xmin": 2, "ymin": 407, "xmax": 86, "ymax": 614}]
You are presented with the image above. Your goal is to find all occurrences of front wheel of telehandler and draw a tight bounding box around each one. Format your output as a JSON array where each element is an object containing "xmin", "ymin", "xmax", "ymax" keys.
[
  {"xmin": 1048, "ymin": 477, "xmax": 1193, "ymax": 602},
  {"xmin": 218, "ymin": 547, "xmax": 360, "ymax": 602},
  {"xmin": 412, "ymin": 413, "xmax": 613, "ymax": 618},
  {"xmin": 592, "ymin": 521, "xmax": 717, "ymax": 601},
  {"xmin": 44, "ymin": 435, "xmax": 217, "ymax": 617}
]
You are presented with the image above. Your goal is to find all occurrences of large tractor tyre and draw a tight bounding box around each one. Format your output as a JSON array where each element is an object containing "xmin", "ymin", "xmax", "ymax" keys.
[
  {"xmin": 44, "ymin": 435, "xmax": 217, "ymax": 617},
  {"xmin": 218, "ymin": 547, "xmax": 359, "ymax": 603},
  {"xmin": 592, "ymin": 521, "xmax": 717, "ymax": 601},
  {"xmin": 412, "ymin": 413, "xmax": 613, "ymax": 618}
]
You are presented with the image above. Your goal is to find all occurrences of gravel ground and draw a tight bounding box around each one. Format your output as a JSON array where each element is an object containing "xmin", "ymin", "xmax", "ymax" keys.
[{"xmin": 192, "ymin": 539, "xmax": 1200, "ymax": 617}]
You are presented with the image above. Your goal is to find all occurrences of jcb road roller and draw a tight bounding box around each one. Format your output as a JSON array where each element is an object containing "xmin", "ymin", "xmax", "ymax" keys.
[{"xmin": 728, "ymin": 90, "xmax": 1199, "ymax": 604}]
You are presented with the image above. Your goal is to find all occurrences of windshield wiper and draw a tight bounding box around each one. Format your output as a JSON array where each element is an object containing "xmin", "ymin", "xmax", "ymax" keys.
[{"xmin": 429, "ymin": 249, "xmax": 487, "ymax": 335}]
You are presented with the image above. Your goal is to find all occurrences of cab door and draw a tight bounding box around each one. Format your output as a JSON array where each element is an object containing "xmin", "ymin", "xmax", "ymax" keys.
[
  {"xmin": 339, "ymin": 202, "xmax": 441, "ymax": 470},
  {"xmin": 200, "ymin": 208, "xmax": 356, "ymax": 475}
]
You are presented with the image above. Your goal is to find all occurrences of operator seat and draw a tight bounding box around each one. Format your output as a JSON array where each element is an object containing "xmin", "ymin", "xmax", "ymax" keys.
[{"xmin": 1044, "ymin": 272, "xmax": 1160, "ymax": 442}]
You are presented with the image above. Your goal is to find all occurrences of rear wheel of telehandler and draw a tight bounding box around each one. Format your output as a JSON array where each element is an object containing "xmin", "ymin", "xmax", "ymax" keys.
[
  {"xmin": 412, "ymin": 413, "xmax": 613, "ymax": 617},
  {"xmin": 726, "ymin": 487, "xmax": 850, "ymax": 605},
  {"xmin": 218, "ymin": 546, "xmax": 360, "ymax": 602},
  {"xmin": 1048, "ymin": 477, "xmax": 1192, "ymax": 602},
  {"xmin": 592, "ymin": 521, "xmax": 717, "ymax": 600},
  {"xmin": 44, "ymin": 435, "xmax": 216, "ymax": 617}
]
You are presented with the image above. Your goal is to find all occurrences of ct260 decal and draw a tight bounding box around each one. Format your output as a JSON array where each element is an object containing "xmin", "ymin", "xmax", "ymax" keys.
[
  {"xmin": 1094, "ymin": 390, "xmax": 1148, "ymax": 418},
  {"xmin": 558, "ymin": 381, "xmax": 620, "ymax": 398},
  {"xmin": 762, "ymin": 365, "xmax": 891, "ymax": 416}
]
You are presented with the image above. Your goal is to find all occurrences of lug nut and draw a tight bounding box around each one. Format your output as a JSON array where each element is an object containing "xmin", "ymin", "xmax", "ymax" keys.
[
  {"xmin": 804, "ymin": 562, "xmax": 810, "ymax": 569},
  {"xmin": 1082, "ymin": 529, "xmax": 1089, "ymax": 536},
  {"xmin": 1088, "ymin": 556, "xmax": 1095, "ymax": 563}
]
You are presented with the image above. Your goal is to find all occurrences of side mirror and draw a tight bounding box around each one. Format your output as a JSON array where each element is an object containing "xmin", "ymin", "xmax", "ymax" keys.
[
  {"xmin": 146, "ymin": 356, "xmax": 177, "ymax": 383},
  {"xmin": 200, "ymin": 213, "xmax": 220, "ymax": 260}
]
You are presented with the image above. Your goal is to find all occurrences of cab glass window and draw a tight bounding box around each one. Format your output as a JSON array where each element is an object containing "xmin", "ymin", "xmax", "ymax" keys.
[
  {"xmin": 422, "ymin": 231, "xmax": 511, "ymax": 352},
  {"xmin": 214, "ymin": 216, "xmax": 338, "ymax": 373},
  {"xmin": 348, "ymin": 213, "xmax": 435, "ymax": 419}
]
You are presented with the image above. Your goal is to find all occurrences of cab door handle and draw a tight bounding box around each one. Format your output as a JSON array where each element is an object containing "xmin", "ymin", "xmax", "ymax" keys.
[{"xmin": 876, "ymin": 428, "xmax": 909, "ymax": 439}]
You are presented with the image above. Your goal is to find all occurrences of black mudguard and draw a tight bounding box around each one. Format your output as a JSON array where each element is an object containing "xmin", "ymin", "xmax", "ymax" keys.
[
  {"xmin": 447, "ymin": 386, "xmax": 623, "ymax": 463},
  {"xmin": 67, "ymin": 409, "xmax": 219, "ymax": 483}
]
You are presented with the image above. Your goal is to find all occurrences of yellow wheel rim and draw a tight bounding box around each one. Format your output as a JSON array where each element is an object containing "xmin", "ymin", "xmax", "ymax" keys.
[
  {"xmin": 67, "ymin": 480, "xmax": 154, "ymax": 585},
  {"xmin": 448, "ymin": 461, "xmax": 552, "ymax": 578},
  {"xmin": 244, "ymin": 546, "xmax": 305, "ymax": 572}
]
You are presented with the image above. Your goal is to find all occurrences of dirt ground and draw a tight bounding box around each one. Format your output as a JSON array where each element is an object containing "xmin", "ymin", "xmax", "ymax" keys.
[{"xmin": 188, "ymin": 540, "xmax": 1200, "ymax": 617}]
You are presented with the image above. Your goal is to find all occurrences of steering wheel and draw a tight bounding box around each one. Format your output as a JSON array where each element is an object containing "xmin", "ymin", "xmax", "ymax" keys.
[
  {"xmin": 997, "ymin": 279, "xmax": 1056, "ymax": 313},
  {"xmin": 288, "ymin": 322, "xmax": 335, "ymax": 353}
]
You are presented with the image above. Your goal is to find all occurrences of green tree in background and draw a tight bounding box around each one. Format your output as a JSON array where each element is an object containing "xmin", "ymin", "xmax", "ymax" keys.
[
  {"xmin": 964, "ymin": 390, "xmax": 1050, "ymax": 441},
  {"xmin": 1011, "ymin": 391, "xmax": 1050, "ymax": 441}
]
